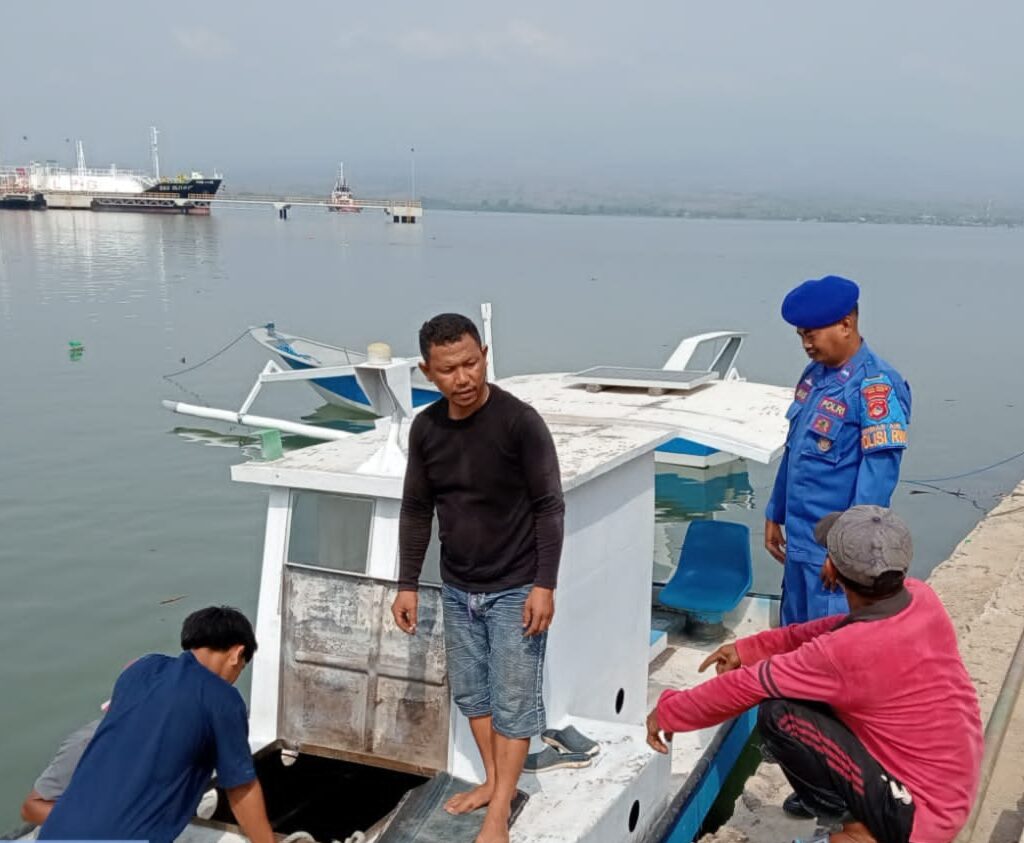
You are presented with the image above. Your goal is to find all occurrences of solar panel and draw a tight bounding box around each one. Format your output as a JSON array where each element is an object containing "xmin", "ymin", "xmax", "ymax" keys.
[{"xmin": 566, "ymin": 366, "xmax": 719, "ymax": 392}]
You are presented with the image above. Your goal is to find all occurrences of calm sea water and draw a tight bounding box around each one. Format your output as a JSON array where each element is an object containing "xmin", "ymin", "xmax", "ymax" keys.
[{"xmin": 1, "ymin": 207, "xmax": 1022, "ymax": 826}]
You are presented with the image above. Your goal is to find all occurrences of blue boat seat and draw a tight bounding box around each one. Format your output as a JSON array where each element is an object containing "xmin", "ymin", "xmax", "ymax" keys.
[{"xmin": 658, "ymin": 520, "xmax": 752, "ymax": 624}]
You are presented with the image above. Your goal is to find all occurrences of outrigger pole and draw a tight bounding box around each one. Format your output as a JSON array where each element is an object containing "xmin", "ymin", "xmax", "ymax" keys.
[
  {"xmin": 161, "ymin": 399, "xmax": 352, "ymax": 442},
  {"xmin": 162, "ymin": 359, "xmax": 366, "ymax": 442}
]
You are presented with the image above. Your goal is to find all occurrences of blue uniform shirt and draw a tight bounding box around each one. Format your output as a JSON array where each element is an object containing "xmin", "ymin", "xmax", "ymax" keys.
[
  {"xmin": 39, "ymin": 652, "xmax": 256, "ymax": 843},
  {"xmin": 766, "ymin": 341, "xmax": 911, "ymax": 623}
]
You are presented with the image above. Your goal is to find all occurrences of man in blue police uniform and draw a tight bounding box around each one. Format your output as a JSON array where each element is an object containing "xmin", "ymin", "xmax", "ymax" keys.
[
  {"xmin": 764, "ymin": 276, "xmax": 911, "ymax": 821},
  {"xmin": 765, "ymin": 275, "xmax": 911, "ymax": 626}
]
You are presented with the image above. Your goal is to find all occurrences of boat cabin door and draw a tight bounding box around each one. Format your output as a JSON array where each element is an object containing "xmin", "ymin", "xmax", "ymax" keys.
[{"xmin": 279, "ymin": 565, "xmax": 450, "ymax": 775}]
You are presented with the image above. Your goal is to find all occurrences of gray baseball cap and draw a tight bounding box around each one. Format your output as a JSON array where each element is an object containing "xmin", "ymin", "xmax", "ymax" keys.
[{"xmin": 814, "ymin": 506, "xmax": 913, "ymax": 587}]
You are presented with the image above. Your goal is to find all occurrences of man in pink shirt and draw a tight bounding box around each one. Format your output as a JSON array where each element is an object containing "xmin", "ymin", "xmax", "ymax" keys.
[{"xmin": 647, "ymin": 507, "xmax": 982, "ymax": 843}]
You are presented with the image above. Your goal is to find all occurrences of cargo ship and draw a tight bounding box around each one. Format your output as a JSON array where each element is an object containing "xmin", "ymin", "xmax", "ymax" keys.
[{"xmin": 0, "ymin": 128, "xmax": 221, "ymax": 215}]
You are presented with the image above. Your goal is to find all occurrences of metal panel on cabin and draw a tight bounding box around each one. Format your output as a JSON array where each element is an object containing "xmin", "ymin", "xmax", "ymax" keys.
[{"xmin": 280, "ymin": 567, "xmax": 449, "ymax": 774}]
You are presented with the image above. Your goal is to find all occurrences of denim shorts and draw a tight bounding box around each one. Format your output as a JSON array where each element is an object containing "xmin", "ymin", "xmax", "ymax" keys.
[{"xmin": 441, "ymin": 584, "xmax": 547, "ymax": 739}]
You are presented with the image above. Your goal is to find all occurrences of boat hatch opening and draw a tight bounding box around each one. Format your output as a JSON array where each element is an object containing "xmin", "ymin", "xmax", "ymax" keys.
[
  {"xmin": 281, "ymin": 498, "xmax": 450, "ymax": 774},
  {"xmin": 203, "ymin": 744, "xmax": 428, "ymax": 841}
]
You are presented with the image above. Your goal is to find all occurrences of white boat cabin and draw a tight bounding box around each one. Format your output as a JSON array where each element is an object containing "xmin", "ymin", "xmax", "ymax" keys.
[{"xmin": 175, "ymin": 360, "xmax": 788, "ymax": 843}]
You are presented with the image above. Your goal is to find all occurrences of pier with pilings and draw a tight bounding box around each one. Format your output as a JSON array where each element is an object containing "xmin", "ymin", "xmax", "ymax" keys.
[{"xmin": 206, "ymin": 193, "xmax": 423, "ymax": 222}]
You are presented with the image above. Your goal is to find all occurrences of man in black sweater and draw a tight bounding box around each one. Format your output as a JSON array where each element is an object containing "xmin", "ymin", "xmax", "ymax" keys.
[{"xmin": 391, "ymin": 313, "xmax": 565, "ymax": 843}]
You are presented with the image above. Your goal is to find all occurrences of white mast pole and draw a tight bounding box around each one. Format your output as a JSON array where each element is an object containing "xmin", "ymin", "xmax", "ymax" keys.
[
  {"xmin": 76, "ymin": 141, "xmax": 86, "ymax": 175},
  {"xmin": 481, "ymin": 302, "xmax": 496, "ymax": 381},
  {"xmin": 150, "ymin": 127, "xmax": 160, "ymax": 180}
]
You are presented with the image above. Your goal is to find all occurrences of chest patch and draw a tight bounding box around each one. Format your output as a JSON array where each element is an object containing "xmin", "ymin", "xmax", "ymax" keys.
[
  {"xmin": 816, "ymin": 396, "xmax": 848, "ymax": 420},
  {"xmin": 812, "ymin": 414, "xmax": 834, "ymax": 435},
  {"xmin": 794, "ymin": 377, "xmax": 814, "ymax": 404}
]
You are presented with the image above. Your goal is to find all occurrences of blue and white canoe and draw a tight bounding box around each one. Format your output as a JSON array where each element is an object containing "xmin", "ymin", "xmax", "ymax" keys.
[
  {"xmin": 249, "ymin": 325, "xmax": 766, "ymax": 469},
  {"xmin": 248, "ymin": 324, "xmax": 440, "ymax": 415}
]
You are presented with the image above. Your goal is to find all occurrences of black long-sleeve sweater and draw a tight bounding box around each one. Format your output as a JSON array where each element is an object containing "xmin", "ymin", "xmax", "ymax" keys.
[{"xmin": 398, "ymin": 385, "xmax": 565, "ymax": 592}]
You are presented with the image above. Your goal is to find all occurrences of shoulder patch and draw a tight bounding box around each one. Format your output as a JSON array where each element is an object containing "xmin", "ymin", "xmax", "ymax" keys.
[
  {"xmin": 861, "ymin": 422, "xmax": 908, "ymax": 452},
  {"xmin": 860, "ymin": 374, "xmax": 908, "ymax": 453},
  {"xmin": 860, "ymin": 374, "xmax": 907, "ymax": 425}
]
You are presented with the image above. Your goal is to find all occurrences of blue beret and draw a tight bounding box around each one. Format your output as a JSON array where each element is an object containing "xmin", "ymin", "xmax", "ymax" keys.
[{"xmin": 781, "ymin": 275, "xmax": 860, "ymax": 328}]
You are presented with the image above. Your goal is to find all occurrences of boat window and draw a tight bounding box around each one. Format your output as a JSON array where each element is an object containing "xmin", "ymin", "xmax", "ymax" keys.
[{"xmin": 288, "ymin": 492, "xmax": 373, "ymax": 574}]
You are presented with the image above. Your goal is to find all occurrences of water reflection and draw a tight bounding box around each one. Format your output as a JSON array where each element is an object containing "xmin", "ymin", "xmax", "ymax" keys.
[
  {"xmin": 0, "ymin": 210, "xmax": 224, "ymax": 317},
  {"xmin": 168, "ymin": 402, "xmax": 375, "ymax": 454},
  {"xmin": 300, "ymin": 403, "xmax": 376, "ymax": 434},
  {"xmin": 654, "ymin": 461, "xmax": 753, "ymax": 583}
]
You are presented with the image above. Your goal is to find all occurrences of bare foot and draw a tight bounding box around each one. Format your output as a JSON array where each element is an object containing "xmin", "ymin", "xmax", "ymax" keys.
[
  {"xmin": 831, "ymin": 821, "xmax": 878, "ymax": 843},
  {"xmin": 445, "ymin": 782, "xmax": 494, "ymax": 815},
  {"xmin": 474, "ymin": 805, "xmax": 511, "ymax": 843}
]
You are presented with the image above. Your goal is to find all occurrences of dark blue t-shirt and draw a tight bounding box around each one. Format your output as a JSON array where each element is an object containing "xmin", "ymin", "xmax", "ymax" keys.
[{"xmin": 39, "ymin": 652, "xmax": 256, "ymax": 843}]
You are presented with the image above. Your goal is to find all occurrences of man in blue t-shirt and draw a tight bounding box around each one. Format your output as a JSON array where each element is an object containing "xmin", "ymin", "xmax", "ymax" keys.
[{"xmin": 39, "ymin": 606, "xmax": 274, "ymax": 843}]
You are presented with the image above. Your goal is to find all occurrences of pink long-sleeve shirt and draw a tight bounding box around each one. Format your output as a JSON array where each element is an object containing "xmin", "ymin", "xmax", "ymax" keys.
[{"xmin": 657, "ymin": 579, "xmax": 982, "ymax": 843}]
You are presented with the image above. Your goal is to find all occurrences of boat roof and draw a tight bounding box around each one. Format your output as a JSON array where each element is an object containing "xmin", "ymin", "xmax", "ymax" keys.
[
  {"xmin": 231, "ymin": 417, "xmax": 675, "ymax": 497},
  {"xmin": 500, "ymin": 372, "xmax": 791, "ymax": 464},
  {"xmin": 231, "ymin": 370, "xmax": 790, "ymax": 496}
]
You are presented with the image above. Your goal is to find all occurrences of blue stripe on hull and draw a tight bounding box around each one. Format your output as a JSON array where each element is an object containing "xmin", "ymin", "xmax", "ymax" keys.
[
  {"xmin": 661, "ymin": 706, "xmax": 758, "ymax": 842},
  {"xmin": 282, "ymin": 358, "xmax": 439, "ymax": 410}
]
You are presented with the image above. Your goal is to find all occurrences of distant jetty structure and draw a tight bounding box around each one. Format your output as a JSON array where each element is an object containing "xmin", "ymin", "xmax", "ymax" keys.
[{"xmin": 210, "ymin": 193, "xmax": 423, "ymax": 223}]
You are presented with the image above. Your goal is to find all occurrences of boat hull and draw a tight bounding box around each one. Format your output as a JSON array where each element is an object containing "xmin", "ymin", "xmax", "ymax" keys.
[
  {"xmin": 652, "ymin": 707, "xmax": 759, "ymax": 842},
  {"xmin": 144, "ymin": 178, "xmax": 221, "ymax": 198},
  {"xmin": 0, "ymin": 193, "xmax": 44, "ymax": 210}
]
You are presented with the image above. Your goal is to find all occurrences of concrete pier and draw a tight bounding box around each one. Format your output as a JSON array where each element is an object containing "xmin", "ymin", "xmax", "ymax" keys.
[
  {"xmin": 1, "ymin": 192, "xmax": 422, "ymax": 221},
  {"xmin": 699, "ymin": 480, "xmax": 1024, "ymax": 843},
  {"xmin": 207, "ymin": 194, "xmax": 424, "ymax": 222},
  {"xmin": 388, "ymin": 203, "xmax": 423, "ymax": 224}
]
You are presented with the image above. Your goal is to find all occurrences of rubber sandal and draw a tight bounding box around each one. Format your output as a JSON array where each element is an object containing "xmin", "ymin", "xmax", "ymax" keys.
[
  {"xmin": 541, "ymin": 725, "xmax": 600, "ymax": 757},
  {"xmin": 523, "ymin": 746, "xmax": 592, "ymax": 773}
]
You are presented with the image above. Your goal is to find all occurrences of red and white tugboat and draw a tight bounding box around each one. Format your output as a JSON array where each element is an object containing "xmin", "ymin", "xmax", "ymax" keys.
[{"xmin": 326, "ymin": 162, "xmax": 362, "ymax": 213}]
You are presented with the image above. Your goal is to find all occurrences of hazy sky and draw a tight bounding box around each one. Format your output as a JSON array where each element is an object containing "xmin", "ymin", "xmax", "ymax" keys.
[{"xmin": 4, "ymin": 1, "xmax": 1024, "ymax": 200}]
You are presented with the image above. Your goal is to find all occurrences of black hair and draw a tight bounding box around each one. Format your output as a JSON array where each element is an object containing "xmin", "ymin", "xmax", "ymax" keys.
[
  {"xmin": 418, "ymin": 313, "xmax": 482, "ymax": 362},
  {"xmin": 180, "ymin": 606, "xmax": 258, "ymax": 663},
  {"xmin": 835, "ymin": 569, "xmax": 904, "ymax": 600}
]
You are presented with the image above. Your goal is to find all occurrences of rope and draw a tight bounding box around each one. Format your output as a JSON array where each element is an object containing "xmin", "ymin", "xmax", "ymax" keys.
[
  {"xmin": 903, "ymin": 480, "xmax": 987, "ymax": 512},
  {"xmin": 903, "ymin": 448, "xmax": 1024, "ymax": 485},
  {"xmin": 162, "ymin": 326, "xmax": 261, "ymax": 379}
]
